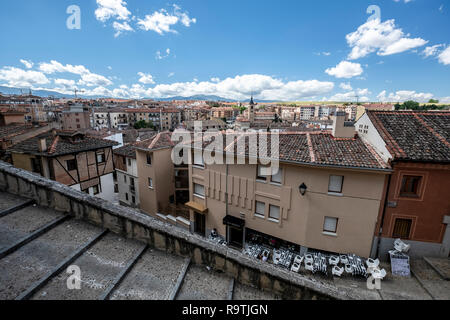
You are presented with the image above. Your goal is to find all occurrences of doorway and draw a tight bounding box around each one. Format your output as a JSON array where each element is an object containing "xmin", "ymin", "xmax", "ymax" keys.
[
  {"xmin": 228, "ymin": 226, "xmax": 244, "ymax": 249},
  {"xmin": 194, "ymin": 212, "xmax": 205, "ymax": 236}
]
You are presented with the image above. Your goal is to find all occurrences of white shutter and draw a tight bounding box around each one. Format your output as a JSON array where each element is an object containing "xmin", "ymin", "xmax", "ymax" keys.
[
  {"xmin": 329, "ymin": 175, "xmax": 343, "ymax": 193},
  {"xmin": 324, "ymin": 217, "xmax": 338, "ymax": 233},
  {"xmin": 194, "ymin": 152, "xmax": 204, "ymax": 167},
  {"xmin": 271, "ymin": 168, "xmax": 282, "ymax": 184},
  {"xmin": 269, "ymin": 205, "xmax": 280, "ymax": 221},
  {"xmin": 194, "ymin": 184, "xmax": 205, "ymax": 197},
  {"xmin": 255, "ymin": 201, "xmax": 265, "ymax": 216}
]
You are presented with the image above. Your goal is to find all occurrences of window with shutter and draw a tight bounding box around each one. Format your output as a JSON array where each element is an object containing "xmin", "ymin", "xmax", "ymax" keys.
[
  {"xmin": 194, "ymin": 152, "xmax": 204, "ymax": 167},
  {"xmin": 328, "ymin": 175, "xmax": 344, "ymax": 193},
  {"xmin": 392, "ymin": 219, "xmax": 412, "ymax": 239},
  {"xmin": 255, "ymin": 201, "xmax": 265, "ymax": 218},
  {"xmin": 323, "ymin": 217, "xmax": 338, "ymax": 233},
  {"xmin": 269, "ymin": 205, "xmax": 280, "ymax": 221},
  {"xmin": 400, "ymin": 176, "xmax": 421, "ymax": 198},
  {"xmin": 271, "ymin": 168, "xmax": 283, "ymax": 184}
]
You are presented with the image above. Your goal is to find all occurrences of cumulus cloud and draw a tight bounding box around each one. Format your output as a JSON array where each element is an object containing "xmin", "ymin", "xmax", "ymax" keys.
[
  {"xmin": 78, "ymin": 74, "xmax": 334, "ymax": 101},
  {"xmin": 95, "ymin": 0, "xmax": 131, "ymax": 22},
  {"xmin": 339, "ymin": 82, "xmax": 353, "ymax": 91},
  {"xmin": 38, "ymin": 60, "xmax": 112, "ymax": 87},
  {"xmin": 377, "ymin": 90, "xmax": 434, "ymax": 102},
  {"xmin": 137, "ymin": 72, "xmax": 155, "ymax": 85},
  {"xmin": 325, "ymin": 61, "xmax": 363, "ymax": 78},
  {"xmin": 422, "ymin": 44, "xmax": 444, "ymax": 57},
  {"xmin": 346, "ymin": 19, "xmax": 428, "ymax": 60},
  {"xmin": 438, "ymin": 46, "xmax": 450, "ymax": 65},
  {"xmin": 113, "ymin": 21, "xmax": 134, "ymax": 37},
  {"xmin": 0, "ymin": 67, "xmax": 49, "ymax": 87},
  {"xmin": 329, "ymin": 88, "xmax": 371, "ymax": 102},
  {"xmin": 54, "ymin": 79, "xmax": 76, "ymax": 87},
  {"xmin": 137, "ymin": 5, "xmax": 196, "ymax": 35},
  {"xmin": 20, "ymin": 59, "xmax": 34, "ymax": 69}
]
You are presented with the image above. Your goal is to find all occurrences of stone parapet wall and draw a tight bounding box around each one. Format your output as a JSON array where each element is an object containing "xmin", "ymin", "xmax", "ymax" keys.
[{"xmin": 0, "ymin": 161, "xmax": 360, "ymax": 300}]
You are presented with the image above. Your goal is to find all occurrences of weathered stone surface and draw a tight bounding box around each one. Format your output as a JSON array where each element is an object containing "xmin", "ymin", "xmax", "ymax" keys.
[{"xmin": 0, "ymin": 161, "xmax": 358, "ymax": 300}]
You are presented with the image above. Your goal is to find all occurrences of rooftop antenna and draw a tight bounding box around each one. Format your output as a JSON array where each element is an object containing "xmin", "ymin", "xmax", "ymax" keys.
[{"xmin": 74, "ymin": 88, "xmax": 85, "ymax": 99}]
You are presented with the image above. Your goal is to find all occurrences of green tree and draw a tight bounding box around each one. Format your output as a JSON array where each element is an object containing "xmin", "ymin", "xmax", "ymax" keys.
[
  {"xmin": 428, "ymin": 99, "xmax": 439, "ymax": 104},
  {"xmin": 134, "ymin": 120, "xmax": 154, "ymax": 130}
]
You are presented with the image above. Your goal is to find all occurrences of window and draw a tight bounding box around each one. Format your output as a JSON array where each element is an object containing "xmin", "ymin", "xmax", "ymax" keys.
[
  {"xmin": 122, "ymin": 157, "xmax": 126, "ymax": 165},
  {"xmin": 97, "ymin": 153, "xmax": 106, "ymax": 163},
  {"xmin": 125, "ymin": 193, "xmax": 129, "ymax": 201},
  {"xmin": 194, "ymin": 183, "xmax": 205, "ymax": 198},
  {"xmin": 31, "ymin": 158, "xmax": 42, "ymax": 174},
  {"xmin": 257, "ymin": 165, "xmax": 269, "ymax": 181},
  {"xmin": 323, "ymin": 217, "xmax": 338, "ymax": 233},
  {"xmin": 269, "ymin": 205, "xmax": 280, "ymax": 221},
  {"xmin": 400, "ymin": 176, "xmax": 421, "ymax": 198},
  {"xmin": 271, "ymin": 168, "xmax": 283, "ymax": 184},
  {"xmin": 328, "ymin": 175, "xmax": 344, "ymax": 194},
  {"xmin": 148, "ymin": 178, "xmax": 153, "ymax": 189},
  {"xmin": 93, "ymin": 185, "xmax": 100, "ymax": 195},
  {"xmin": 255, "ymin": 201, "xmax": 265, "ymax": 218},
  {"xmin": 193, "ymin": 152, "xmax": 204, "ymax": 167},
  {"xmin": 128, "ymin": 159, "xmax": 131, "ymax": 166},
  {"xmin": 66, "ymin": 159, "xmax": 77, "ymax": 171},
  {"xmin": 146, "ymin": 153, "xmax": 152, "ymax": 165},
  {"xmin": 124, "ymin": 176, "xmax": 127, "ymax": 183},
  {"xmin": 392, "ymin": 218, "xmax": 412, "ymax": 239},
  {"xmin": 132, "ymin": 196, "xmax": 135, "ymax": 204},
  {"xmin": 130, "ymin": 177, "xmax": 135, "ymax": 187}
]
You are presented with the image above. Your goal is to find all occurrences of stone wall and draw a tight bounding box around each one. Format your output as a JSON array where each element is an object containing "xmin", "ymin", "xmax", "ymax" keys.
[{"xmin": 0, "ymin": 161, "xmax": 361, "ymax": 300}]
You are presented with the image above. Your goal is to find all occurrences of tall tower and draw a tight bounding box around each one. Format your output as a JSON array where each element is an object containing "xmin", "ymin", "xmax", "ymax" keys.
[{"xmin": 248, "ymin": 95, "xmax": 255, "ymax": 123}]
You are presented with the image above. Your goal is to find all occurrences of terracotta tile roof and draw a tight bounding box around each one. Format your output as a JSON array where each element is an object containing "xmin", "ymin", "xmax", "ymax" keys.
[
  {"xmin": 9, "ymin": 131, "xmax": 118, "ymax": 157},
  {"xmin": 367, "ymin": 111, "xmax": 450, "ymax": 162},
  {"xmin": 113, "ymin": 143, "xmax": 137, "ymax": 159},
  {"xmin": 188, "ymin": 131, "xmax": 389, "ymax": 170},
  {"xmin": 134, "ymin": 132, "xmax": 174, "ymax": 152}
]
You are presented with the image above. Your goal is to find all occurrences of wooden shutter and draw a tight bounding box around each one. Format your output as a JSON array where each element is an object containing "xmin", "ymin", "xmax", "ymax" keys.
[{"xmin": 392, "ymin": 219, "xmax": 412, "ymax": 239}]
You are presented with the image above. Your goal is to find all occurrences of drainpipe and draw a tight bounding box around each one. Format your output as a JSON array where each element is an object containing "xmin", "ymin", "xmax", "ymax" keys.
[{"xmin": 375, "ymin": 172, "xmax": 392, "ymax": 258}]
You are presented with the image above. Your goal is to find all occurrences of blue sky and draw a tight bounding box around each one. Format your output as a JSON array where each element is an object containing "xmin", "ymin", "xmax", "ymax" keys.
[{"xmin": 0, "ymin": 0, "xmax": 449, "ymax": 102}]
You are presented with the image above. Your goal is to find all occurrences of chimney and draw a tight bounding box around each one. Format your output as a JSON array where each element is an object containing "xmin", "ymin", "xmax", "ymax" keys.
[
  {"xmin": 332, "ymin": 111, "xmax": 355, "ymax": 138},
  {"xmin": 38, "ymin": 138, "xmax": 47, "ymax": 152}
]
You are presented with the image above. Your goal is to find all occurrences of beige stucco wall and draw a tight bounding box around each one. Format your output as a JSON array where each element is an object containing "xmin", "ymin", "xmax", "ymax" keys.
[
  {"xmin": 137, "ymin": 148, "xmax": 175, "ymax": 217},
  {"xmin": 190, "ymin": 161, "xmax": 387, "ymax": 257}
]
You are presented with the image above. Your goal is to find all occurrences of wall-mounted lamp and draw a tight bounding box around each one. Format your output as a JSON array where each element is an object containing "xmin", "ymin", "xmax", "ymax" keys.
[{"xmin": 299, "ymin": 183, "xmax": 307, "ymax": 196}]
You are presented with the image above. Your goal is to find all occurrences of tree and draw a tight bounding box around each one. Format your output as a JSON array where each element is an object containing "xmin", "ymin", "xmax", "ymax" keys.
[
  {"xmin": 428, "ymin": 99, "xmax": 439, "ymax": 104},
  {"xmin": 134, "ymin": 120, "xmax": 154, "ymax": 130}
]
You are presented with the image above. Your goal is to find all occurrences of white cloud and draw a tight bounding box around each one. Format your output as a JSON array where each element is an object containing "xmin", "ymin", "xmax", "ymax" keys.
[
  {"xmin": 137, "ymin": 5, "xmax": 196, "ymax": 35},
  {"xmin": 422, "ymin": 44, "xmax": 444, "ymax": 57},
  {"xmin": 440, "ymin": 96, "xmax": 450, "ymax": 103},
  {"xmin": 78, "ymin": 73, "xmax": 112, "ymax": 87},
  {"xmin": 39, "ymin": 60, "xmax": 90, "ymax": 75},
  {"xmin": 0, "ymin": 67, "xmax": 50, "ymax": 87},
  {"xmin": 95, "ymin": 0, "xmax": 131, "ymax": 22},
  {"xmin": 156, "ymin": 48, "xmax": 171, "ymax": 60},
  {"xmin": 329, "ymin": 88, "xmax": 371, "ymax": 102},
  {"xmin": 168, "ymin": 72, "xmax": 175, "ymax": 78},
  {"xmin": 325, "ymin": 61, "xmax": 363, "ymax": 78},
  {"xmin": 38, "ymin": 60, "xmax": 112, "ymax": 87},
  {"xmin": 137, "ymin": 72, "xmax": 155, "ymax": 85},
  {"xmin": 20, "ymin": 59, "xmax": 34, "ymax": 69},
  {"xmin": 113, "ymin": 21, "xmax": 134, "ymax": 37},
  {"xmin": 339, "ymin": 82, "xmax": 353, "ymax": 91},
  {"xmin": 82, "ymin": 74, "xmax": 333, "ymax": 100},
  {"xmin": 377, "ymin": 90, "xmax": 434, "ymax": 102},
  {"xmin": 439, "ymin": 5, "xmax": 444, "ymax": 12},
  {"xmin": 438, "ymin": 46, "xmax": 450, "ymax": 65},
  {"xmin": 211, "ymin": 77, "xmax": 220, "ymax": 83},
  {"xmin": 393, "ymin": 0, "xmax": 413, "ymax": 3},
  {"xmin": 346, "ymin": 19, "xmax": 428, "ymax": 60},
  {"xmin": 54, "ymin": 79, "xmax": 76, "ymax": 87}
]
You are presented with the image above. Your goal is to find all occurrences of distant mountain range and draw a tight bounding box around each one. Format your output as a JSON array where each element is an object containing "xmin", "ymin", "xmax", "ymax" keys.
[{"xmin": 0, "ymin": 86, "xmax": 275, "ymax": 103}]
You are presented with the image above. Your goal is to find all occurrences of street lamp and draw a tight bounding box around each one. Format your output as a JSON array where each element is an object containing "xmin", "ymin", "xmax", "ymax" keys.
[{"xmin": 299, "ymin": 183, "xmax": 307, "ymax": 196}]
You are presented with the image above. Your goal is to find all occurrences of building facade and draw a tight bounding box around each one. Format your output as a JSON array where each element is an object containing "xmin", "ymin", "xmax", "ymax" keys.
[
  {"xmin": 357, "ymin": 111, "xmax": 450, "ymax": 259},
  {"xmin": 9, "ymin": 130, "xmax": 117, "ymax": 202}
]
